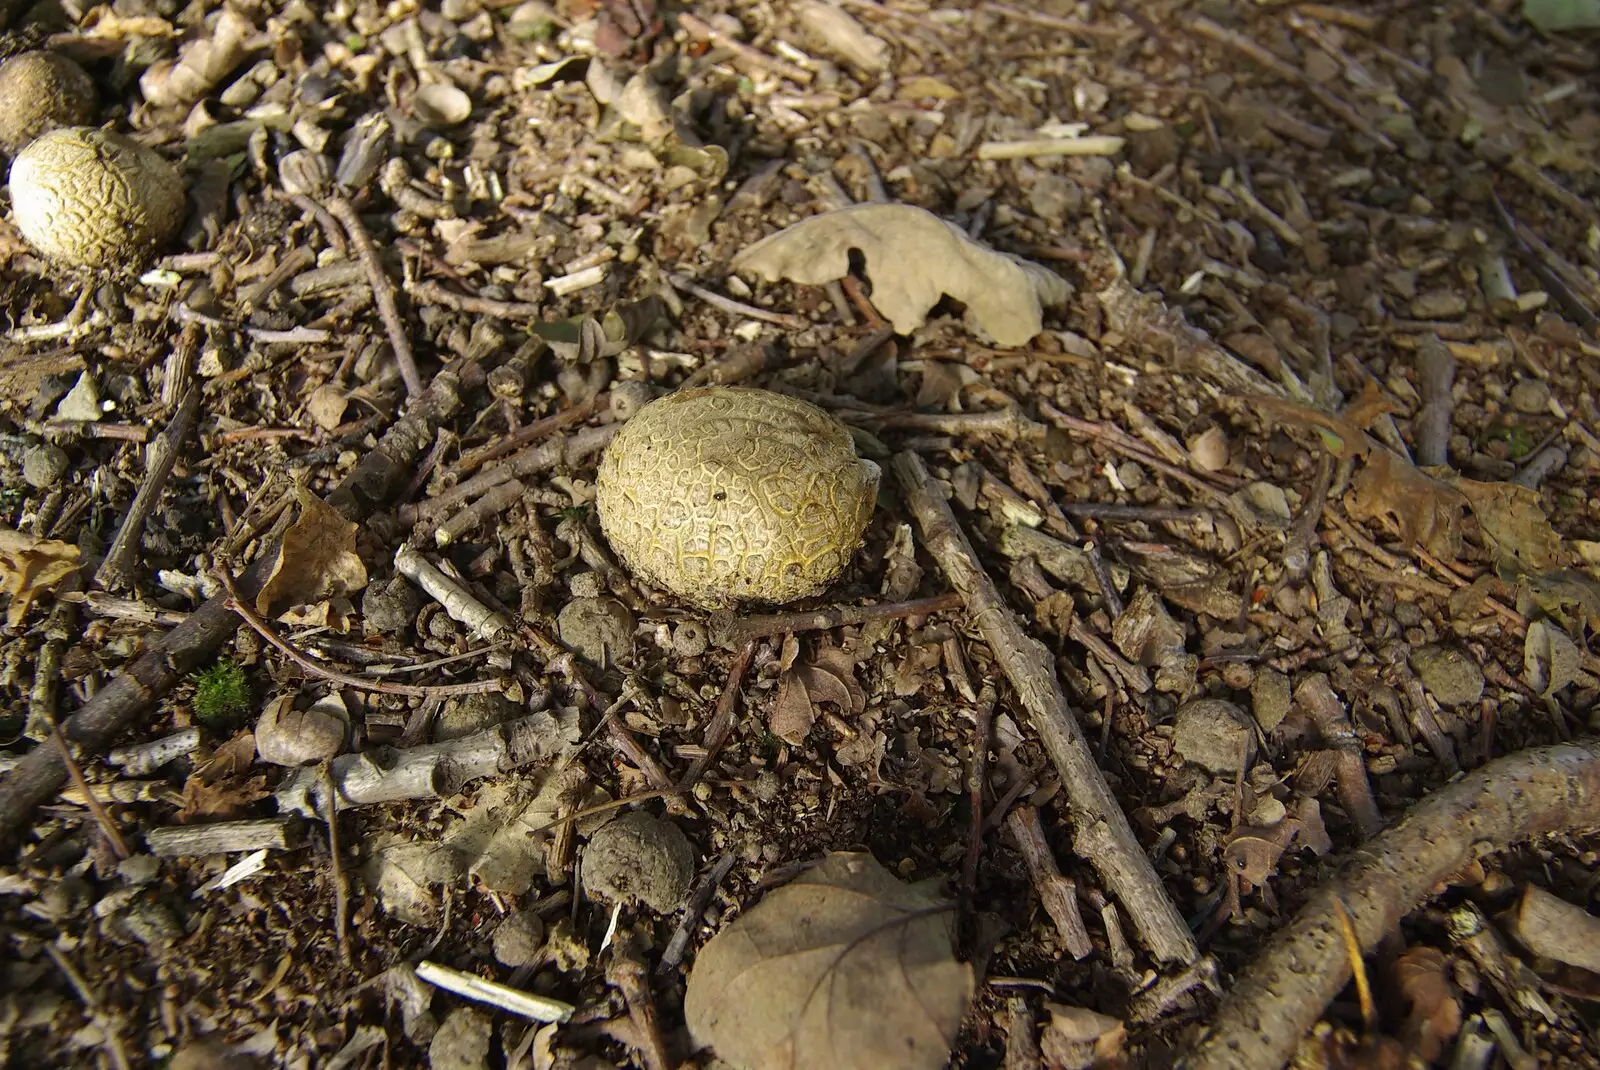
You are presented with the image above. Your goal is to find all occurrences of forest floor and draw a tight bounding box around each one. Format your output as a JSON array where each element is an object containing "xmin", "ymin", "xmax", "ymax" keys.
[{"xmin": 3, "ymin": 0, "xmax": 1600, "ymax": 1067}]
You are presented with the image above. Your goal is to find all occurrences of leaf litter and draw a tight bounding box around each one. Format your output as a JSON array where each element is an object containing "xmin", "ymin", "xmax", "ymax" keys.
[{"xmin": 684, "ymin": 852, "xmax": 972, "ymax": 1070}]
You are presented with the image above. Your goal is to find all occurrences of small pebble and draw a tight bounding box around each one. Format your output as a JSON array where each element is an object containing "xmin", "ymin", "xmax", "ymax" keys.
[
  {"xmin": 673, "ymin": 621, "xmax": 709, "ymax": 658},
  {"xmin": 557, "ymin": 596, "xmax": 634, "ymax": 668},
  {"xmin": 1509, "ymin": 378, "xmax": 1550, "ymax": 415},
  {"xmin": 1410, "ymin": 290, "xmax": 1468, "ymax": 319},
  {"xmin": 492, "ymin": 911, "xmax": 545, "ymax": 967},
  {"xmin": 22, "ymin": 444, "xmax": 69, "ymax": 488},
  {"xmin": 362, "ymin": 575, "xmax": 422, "ymax": 634},
  {"xmin": 435, "ymin": 692, "xmax": 517, "ymax": 742},
  {"xmin": 1251, "ymin": 668, "xmax": 1292, "ymax": 734},
  {"xmin": 1172, "ymin": 698, "xmax": 1257, "ymax": 775},
  {"xmin": 429, "ymin": 1007, "xmax": 491, "ymax": 1070},
  {"xmin": 55, "ymin": 371, "xmax": 102, "ymax": 422},
  {"xmin": 1409, "ymin": 645, "xmax": 1485, "ymax": 707}
]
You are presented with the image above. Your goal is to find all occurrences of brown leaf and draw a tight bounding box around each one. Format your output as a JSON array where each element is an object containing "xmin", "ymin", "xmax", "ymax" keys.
[
  {"xmin": 1519, "ymin": 569, "xmax": 1600, "ymax": 632},
  {"xmin": 1339, "ymin": 379, "xmax": 1398, "ymax": 432},
  {"xmin": 256, "ymin": 488, "xmax": 369, "ymax": 618},
  {"xmin": 179, "ymin": 773, "xmax": 269, "ymax": 821},
  {"xmin": 1040, "ymin": 1003, "xmax": 1125, "ymax": 1069},
  {"xmin": 804, "ymin": 645, "xmax": 867, "ymax": 714},
  {"xmin": 1346, "ymin": 451, "xmax": 1466, "ymax": 561},
  {"xmin": 1221, "ymin": 822, "xmax": 1299, "ymax": 888},
  {"xmin": 0, "ymin": 530, "xmax": 81, "ymax": 626},
  {"xmin": 684, "ymin": 852, "xmax": 973, "ymax": 1070},
  {"xmin": 1450, "ymin": 476, "xmax": 1567, "ymax": 573},
  {"xmin": 770, "ymin": 669, "xmax": 817, "ymax": 746},
  {"xmin": 1394, "ymin": 946, "xmax": 1461, "ymax": 1061}
]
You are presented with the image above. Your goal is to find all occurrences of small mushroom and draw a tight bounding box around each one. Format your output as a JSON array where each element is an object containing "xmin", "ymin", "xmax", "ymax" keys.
[
  {"xmin": 9, "ymin": 127, "xmax": 187, "ymax": 267},
  {"xmin": 580, "ymin": 811, "xmax": 694, "ymax": 913},
  {"xmin": 596, "ymin": 386, "xmax": 879, "ymax": 607},
  {"xmin": 0, "ymin": 51, "xmax": 96, "ymax": 153}
]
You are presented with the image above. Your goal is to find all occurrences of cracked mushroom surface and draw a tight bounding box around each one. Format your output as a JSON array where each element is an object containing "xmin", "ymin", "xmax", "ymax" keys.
[
  {"xmin": 0, "ymin": 51, "xmax": 96, "ymax": 154},
  {"xmin": 596, "ymin": 385, "xmax": 879, "ymax": 608},
  {"xmin": 9, "ymin": 126, "xmax": 187, "ymax": 268}
]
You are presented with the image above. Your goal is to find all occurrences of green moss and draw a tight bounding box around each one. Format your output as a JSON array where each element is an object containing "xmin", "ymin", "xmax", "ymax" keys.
[{"xmin": 191, "ymin": 660, "xmax": 250, "ymax": 728}]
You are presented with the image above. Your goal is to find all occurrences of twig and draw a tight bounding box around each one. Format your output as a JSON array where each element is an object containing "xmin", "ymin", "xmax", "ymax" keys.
[
  {"xmin": 1489, "ymin": 187, "xmax": 1599, "ymax": 331},
  {"xmin": 0, "ymin": 361, "xmax": 480, "ymax": 850},
  {"xmin": 326, "ymin": 196, "xmax": 424, "ymax": 398},
  {"xmin": 961, "ymin": 685, "xmax": 996, "ymax": 904},
  {"xmin": 49, "ymin": 717, "xmax": 130, "ymax": 860},
  {"xmin": 603, "ymin": 695, "xmax": 675, "ymax": 793},
  {"xmin": 665, "ymin": 273, "xmax": 808, "ymax": 330},
  {"xmin": 1181, "ymin": 741, "xmax": 1600, "ymax": 1070},
  {"xmin": 607, "ymin": 931, "xmax": 673, "ymax": 1070},
  {"xmin": 1084, "ymin": 544, "xmax": 1124, "ymax": 620},
  {"xmin": 453, "ymin": 395, "xmax": 603, "ymax": 474},
  {"xmin": 709, "ymin": 593, "xmax": 962, "ymax": 649},
  {"xmin": 1004, "ymin": 805, "xmax": 1094, "ymax": 960},
  {"xmin": 1414, "ymin": 335, "xmax": 1456, "ymax": 467},
  {"xmin": 435, "ymin": 479, "xmax": 524, "ymax": 546},
  {"xmin": 1292, "ymin": 674, "xmax": 1384, "ymax": 838},
  {"xmin": 106, "ymin": 728, "xmax": 201, "ymax": 776},
  {"xmin": 677, "ymin": 642, "xmax": 757, "ymax": 793},
  {"xmin": 218, "ymin": 570, "xmax": 500, "ymax": 698},
  {"xmin": 415, "ymin": 961, "xmax": 575, "ymax": 1023},
  {"xmin": 145, "ymin": 818, "xmax": 298, "ymax": 857},
  {"xmin": 95, "ymin": 386, "xmax": 200, "ymax": 589},
  {"xmin": 393, "ymin": 545, "xmax": 514, "ymax": 641},
  {"xmin": 401, "ymin": 425, "xmax": 616, "ymax": 526},
  {"xmin": 895, "ymin": 450, "xmax": 1197, "ymax": 965},
  {"xmin": 1188, "ymin": 15, "xmax": 1395, "ymax": 151},
  {"xmin": 977, "ymin": 136, "xmax": 1127, "ymax": 160},
  {"xmin": 677, "ymin": 12, "xmax": 813, "ymax": 83},
  {"xmin": 323, "ymin": 761, "xmax": 351, "ymax": 965},
  {"xmin": 170, "ymin": 305, "xmax": 332, "ymax": 344},
  {"xmin": 658, "ymin": 852, "xmax": 736, "ymax": 975},
  {"xmin": 1061, "ymin": 502, "xmax": 1207, "ymax": 523},
  {"xmin": 406, "ymin": 278, "xmax": 544, "ymax": 320}
]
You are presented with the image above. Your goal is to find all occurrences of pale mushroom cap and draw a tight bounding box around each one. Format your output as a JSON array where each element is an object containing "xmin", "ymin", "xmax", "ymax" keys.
[
  {"xmin": 0, "ymin": 52, "xmax": 96, "ymax": 153},
  {"xmin": 596, "ymin": 386, "xmax": 880, "ymax": 608},
  {"xmin": 9, "ymin": 127, "xmax": 187, "ymax": 268}
]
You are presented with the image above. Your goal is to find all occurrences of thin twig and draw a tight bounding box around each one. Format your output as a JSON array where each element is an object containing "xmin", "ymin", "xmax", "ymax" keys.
[
  {"xmin": 677, "ymin": 12, "xmax": 813, "ymax": 82},
  {"xmin": 217, "ymin": 570, "xmax": 501, "ymax": 698},
  {"xmin": 710, "ymin": 593, "xmax": 962, "ymax": 649},
  {"xmin": 960, "ymin": 685, "xmax": 997, "ymax": 902},
  {"xmin": 406, "ymin": 278, "xmax": 544, "ymax": 320},
  {"xmin": 607, "ymin": 931, "xmax": 673, "ymax": 1070},
  {"xmin": 452, "ymin": 394, "xmax": 603, "ymax": 474},
  {"xmin": 896, "ymin": 450, "xmax": 1197, "ymax": 965},
  {"xmin": 170, "ymin": 304, "xmax": 332, "ymax": 344},
  {"xmin": 678, "ymin": 642, "xmax": 757, "ymax": 793},
  {"xmin": 96, "ymin": 386, "xmax": 201, "ymax": 590},
  {"xmin": 658, "ymin": 852, "xmax": 736, "ymax": 975},
  {"xmin": 665, "ymin": 273, "xmax": 809, "ymax": 330},
  {"xmin": 326, "ymin": 196, "xmax": 424, "ymax": 397},
  {"xmin": 49, "ymin": 718, "xmax": 130, "ymax": 860},
  {"xmin": 323, "ymin": 760, "xmax": 351, "ymax": 964}
]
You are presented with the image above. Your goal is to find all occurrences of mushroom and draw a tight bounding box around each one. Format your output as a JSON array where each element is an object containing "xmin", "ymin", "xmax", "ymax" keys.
[
  {"xmin": 9, "ymin": 127, "xmax": 187, "ymax": 268},
  {"xmin": 595, "ymin": 386, "xmax": 879, "ymax": 607},
  {"xmin": 0, "ymin": 51, "xmax": 96, "ymax": 154},
  {"xmin": 580, "ymin": 811, "xmax": 694, "ymax": 913}
]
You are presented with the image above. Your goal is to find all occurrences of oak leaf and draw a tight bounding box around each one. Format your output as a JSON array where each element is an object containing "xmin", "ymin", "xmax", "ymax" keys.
[
  {"xmin": 684, "ymin": 852, "xmax": 972, "ymax": 1070},
  {"xmin": 256, "ymin": 488, "xmax": 369, "ymax": 618},
  {"xmin": 769, "ymin": 644, "xmax": 867, "ymax": 746},
  {"xmin": 0, "ymin": 530, "xmax": 80, "ymax": 626},
  {"xmin": 1394, "ymin": 946, "xmax": 1461, "ymax": 1061},
  {"xmin": 733, "ymin": 203, "xmax": 1070, "ymax": 347}
]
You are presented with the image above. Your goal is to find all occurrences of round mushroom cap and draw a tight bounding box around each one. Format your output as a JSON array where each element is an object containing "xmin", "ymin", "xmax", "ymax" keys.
[
  {"xmin": 9, "ymin": 127, "xmax": 187, "ymax": 268},
  {"xmin": 596, "ymin": 386, "xmax": 880, "ymax": 608},
  {"xmin": 581, "ymin": 811, "xmax": 694, "ymax": 912},
  {"xmin": 0, "ymin": 52, "xmax": 96, "ymax": 153}
]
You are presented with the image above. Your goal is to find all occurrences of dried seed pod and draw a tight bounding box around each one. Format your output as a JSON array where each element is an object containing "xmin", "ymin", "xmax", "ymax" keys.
[
  {"xmin": 0, "ymin": 51, "xmax": 96, "ymax": 153},
  {"xmin": 596, "ymin": 386, "xmax": 879, "ymax": 607},
  {"xmin": 9, "ymin": 127, "xmax": 186, "ymax": 268},
  {"xmin": 255, "ymin": 694, "xmax": 348, "ymax": 766}
]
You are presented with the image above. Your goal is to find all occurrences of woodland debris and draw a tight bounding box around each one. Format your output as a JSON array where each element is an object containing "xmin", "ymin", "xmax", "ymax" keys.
[
  {"xmin": 735, "ymin": 204, "xmax": 1070, "ymax": 346},
  {"xmin": 416, "ymin": 960, "xmax": 575, "ymax": 1024},
  {"xmin": 684, "ymin": 852, "xmax": 972, "ymax": 1070},
  {"xmin": 1182, "ymin": 741, "xmax": 1600, "ymax": 1070},
  {"xmin": 144, "ymin": 817, "xmax": 299, "ymax": 858},
  {"xmin": 581, "ymin": 811, "xmax": 695, "ymax": 913},
  {"xmin": 896, "ymin": 450, "xmax": 1198, "ymax": 965},
  {"xmin": 1506, "ymin": 884, "xmax": 1600, "ymax": 975},
  {"xmin": 1005, "ymin": 805, "xmax": 1093, "ymax": 960}
]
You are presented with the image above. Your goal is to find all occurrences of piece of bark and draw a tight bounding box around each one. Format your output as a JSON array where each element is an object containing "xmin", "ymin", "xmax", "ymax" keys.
[
  {"xmin": 145, "ymin": 818, "xmax": 300, "ymax": 857},
  {"xmin": 1291, "ymin": 674, "xmax": 1384, "ymax": 840},
  {"xmin": 1506, "ymin": 885, "xmax": 1600, "ymax": 975},
  {"xmin": 895, "ymin": 451, "xmax": 1197, "ymax": 965},
  {"xmin": 1413, "ymin": 335, "xmax": 1455, "ymax": 468},
  {"xmin": 1181, "ymin": 740, "xmax": 1600, "ymax": 1070},
  {"xmin": 275, "ymin": 712, "xmax": 572, "ymax": 817},
  {"xmin": 0, "ymin": 363, "xmax": 480, "ymax": 849}
]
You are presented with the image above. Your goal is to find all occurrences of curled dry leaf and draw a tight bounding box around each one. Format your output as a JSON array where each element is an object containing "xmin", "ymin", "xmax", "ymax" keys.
[
  {"xmin": 733, "ymin": 203, "xmax": 1070, "ymax": 347},
  {"xmin": 770, "ymin": 643, "xmax": 868, "ymax": 745},
  {"xmin": 684, "ymin": 851, "xmax": 973, "ymax": 1070},
  {"xmin": 179, "ymin": 730, "xmax": 267, "ymax": 821},
  {"xmin": 1446, "ymin": 475, "xmax": 1567, "ymax": 573},
  {"xmin": 140, "ymin": 9, "xmax": 254, "ymax": 108},
  {"xmin": 1525, "ymin": 619, "xmax": 1585, "ymax": 696},
  {"xmin": 0, "ymin": 530, "xmax": 80, "ymax": 626},
  {"xmin": 1039, "ymin": 1003, "xmax": 1125, "ymax": 1070},
  {"xmin": 255, "ymin": 488, "xmax": 369, "ymax": 618}
]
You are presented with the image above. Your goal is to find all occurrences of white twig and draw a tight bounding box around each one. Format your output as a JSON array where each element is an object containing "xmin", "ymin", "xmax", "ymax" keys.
[
  {"xmin": 416, "ymin": 960, "xmax": 576, "ymax": 1023},
  {"xmin": 394, "ymin": 545, "xmax": 513, "ymax": 640}
]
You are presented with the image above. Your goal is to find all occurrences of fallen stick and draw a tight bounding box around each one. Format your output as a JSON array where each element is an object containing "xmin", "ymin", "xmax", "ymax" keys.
[
  {"xmin": 97, "ymin": 385, "xmax": 200, "ymax": 590},
  {"xmin": 894, "ymin": 451, "xmax": 1198, "ymax": 965},
  {"xmin": 1180, "ymin": 740, "xmax": 1600, "ymax": 1070},
  {"xmin": 0, "ymin": 363, "xmax": 479, "ymax": 851},
  {"xmin": 274, "ymin": 711, "xmax": 573, "ymax": 817}
]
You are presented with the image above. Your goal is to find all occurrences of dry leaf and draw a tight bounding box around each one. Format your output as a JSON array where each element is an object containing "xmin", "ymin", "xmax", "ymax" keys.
[
  {"xmin": 1519, "ymin": 569, "xmax": 1600, "ymax": 632},
  {"xmin": 366, "ymin": 838, "xmax": 462, "ymax": 926},
  {"xmin": 770, "ymin": 643, "xmax": 867, "ymax": 745},
  {"xmin": 256, "ymin": 488, "xmax": 369, "ymax": 618},
  {"xmin": 1525, "ymin": 619, "xmax": 1585, "ymax": 696},
  {"xmin": 1394, "ymin": 946, "xmax": 1461, "ymax": 1061},
  {"xmin": 0, "ymin": 530, "xmax": 81, "ymax": 626},
  {"xmin": 733, "ymin": 203, "xmax": 1070, "ymax": 347},
  {"xmin": 684, "ymin": 852, "xmax": 973, "ymax": 1070},
  {"xmin": 1449, "ymin": 476, "xmax": 1567, "ymax": 573},
  {"xmin": 178, "ymin": 730, "xmax": 265, "ymax": 820},
  {"xmin": 139, "ymin": 9, "xmax": 254, "ymax": 108},
  {"xmin": 1039, "ymin": 1003, "xmax": 1126, "ymax": 1070}
]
